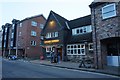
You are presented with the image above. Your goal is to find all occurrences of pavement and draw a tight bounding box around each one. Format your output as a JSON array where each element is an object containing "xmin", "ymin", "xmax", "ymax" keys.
[{"xmin": 27, "ymin": 59, "xmax": 120, "ymax": 77}]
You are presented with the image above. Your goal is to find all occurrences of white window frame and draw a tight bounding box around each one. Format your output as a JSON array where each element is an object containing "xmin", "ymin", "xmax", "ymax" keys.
[
  {"xmin": 4, "ymin": 35, "xmax": 6, "ymax": 40},
  {"xmin": 5, "ymin": 28, "xmax": 7, "ymax": 32},
  {"xmin": 11, "ymin": 41, "xmax": 13, "ymax": 47},
  {"xmin": 12, "ymin": 24, "xmax": 15, "ymax": 29},
  {"xmin": 88, "ymin": 43, "xmax": 93, "ymax": 50},
  {"xmin": 11, "ymin": 33, "xmax": 14, "ymax": 38},
  {"xmin": 19, "ymin": 32, "xmax": 22, "ymax": 36},
  {"xmin": 55, "ymin": 32, "xmax": 58, "ymax": 37},
  {"xmin": 30, "ymin": 41, "xmax": 36, "ymax": 46},
  {"xmin": 46, "ymin": 46, "xmax": 54, "ymax": 52},
  {"xmin": 31, "ymin": 21, "xmax": 37, "ymax": 26},
  {"xmin": 4, "ymin": 42, "xmax": 6, "ymax": 47},
  {"xmin": 40, "ymin": 24, "xmax": 44, "ymax": 29},
  {"xmin": 67, "ymin": 44, "xmax": 85, "ymax": 55},
  {"xmin": 72, "ymin": 25, "xmax": 92, "ymax": 35},
  {"xmin": 20, "ymin": 23, "xmax": 22, "ymax": 27},
  {"xmin": 102, "ymin": 3, "xmax": 116, "ymax": 19},
  {"xmin": 31, "ymin": 31, "xmax": 37, "ymax": 36}
]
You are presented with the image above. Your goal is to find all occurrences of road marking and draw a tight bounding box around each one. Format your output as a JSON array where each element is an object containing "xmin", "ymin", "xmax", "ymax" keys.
[{"xmin": 40, "ymin": 64, "xmax": 120, "ymax": 78}]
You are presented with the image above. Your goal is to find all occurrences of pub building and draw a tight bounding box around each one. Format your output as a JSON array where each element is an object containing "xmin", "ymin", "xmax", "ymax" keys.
[
  {"xmin": 41, "ymin": 11, "xmax": 69, "ymax": 61},
  {"xmin": 41, "ymin": 11, "xmax": 93, "ymax": 61},
  {"xmin": 67, "ymin": 15, "xmax": 93, "ymax": 61}
]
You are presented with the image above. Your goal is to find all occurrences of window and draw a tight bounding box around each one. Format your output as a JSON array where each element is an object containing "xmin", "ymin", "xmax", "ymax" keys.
[
  {"xmin": 5, "ymin": 28, "xmax": 7, "ymax": 32},
  {"xmin": 89, "ymin": 43, "xmax": 93, "ymax": 50},
  {"xmin": 4, "ymin": 42, "xmax": 6, "ymax": 47},
  {"xmin": 31, "ymin": 31, "xmax": 37, "ymax": 36},
  {"xmin": 72, "ymin": 25, "xmax": 92, "ymax": 35},
  {"xmin": 30, "ymin": 41, "xmax": 36, "ymax": 46},
  {"xmin": 12, "ymin": 24, "xmax": 15, "ymax": 29},
  {"xmin": 20, "ymin": 23, "xmax": 22, "ymax": 27},
  {"xmin": 46, "ymin": 46, "xmax": 54, "ymax": 52},
  {"xmin": 55, "ymin": 32, "xmax": 58, "ymax": 37},
  {"xmin": 102, "ymin": 3, "xmax": 116, "ymax": 19},
  {"xmin": 40, "ymin": 24, "xmax": 44, "ymax": 29},
  {"xmin": 11, "ymin": 33, "xmax": 14, "ymax": 38},
  {"xmin": 4, "ymin": 35, "xmax": 6, "ymax": 40},
  {"xmin": 19, "ymin": 32, "xmax": 21, "ymax": 36},
  {"xmin": 46, "ymin": 32, "xmax": 58, "ymax": 39},
  {"xmin": 67, "ymin": 44, "xmax": 85, "ymax": 55},
  {"xmin": 11, "ymin": 41, "xmax": 13, "ymax": 47},
  {"xmin": 31, "ymin": 21, "xmax": 37, "ymax": 26}
]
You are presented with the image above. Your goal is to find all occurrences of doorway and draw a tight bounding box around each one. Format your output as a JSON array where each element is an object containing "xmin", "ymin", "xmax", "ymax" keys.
[{"xmin": 57, "ymin": 48, "xmax": 62, "ymax": 60}]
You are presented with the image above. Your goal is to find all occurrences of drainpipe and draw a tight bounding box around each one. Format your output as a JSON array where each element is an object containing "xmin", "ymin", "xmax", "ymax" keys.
[{"xmin": 93, "ymin": 8, "xmax": 99, "ymax": 69}]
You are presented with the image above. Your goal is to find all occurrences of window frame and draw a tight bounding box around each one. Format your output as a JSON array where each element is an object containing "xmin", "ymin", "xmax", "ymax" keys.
[
  {"xmin": 31, "ymin": 31, "xmax": 37, "ymax": 36},
  {"xmin": 102, "ymin": 3, "xmax": 116, "ymax": 19},
  {"xmin": 30, "ymin": 41, "xmax": 36, "ymax": 46},
  {"xmin": 67, "ymin": 44, "xmax": 85, "ymax": 55},
  {"xmin": 31, "ymin": 21, "xmax": 37, "ymax": 27}
]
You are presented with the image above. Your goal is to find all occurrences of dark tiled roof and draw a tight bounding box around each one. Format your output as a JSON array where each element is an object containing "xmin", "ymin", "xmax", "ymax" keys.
[
  {"xmin": 68, "ymin": 15, "xmax": 91, "ymax": 29},
  {"xmin": 41, "ymin": 10, "xmax": 69, "ymax": 35},
  {"xmin": 50, "ymin": 10, "xmax": 69, "ymax": 30},
  {"xmin": 67, "ymin": 32, "xmax": 92, "ymax": 44},
  {"xmin": 89, "ymin": 2, "xmax": 106, "ymax": 8},
  {"xmin": 20, "ymin": 14, "xmax": 46, "ymax": 22}
]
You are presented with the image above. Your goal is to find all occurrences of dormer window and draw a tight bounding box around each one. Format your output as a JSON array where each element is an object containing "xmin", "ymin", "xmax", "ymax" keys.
[{"xmin": 72, "ymin": 25, "xmax": 92, "ymax": 35}]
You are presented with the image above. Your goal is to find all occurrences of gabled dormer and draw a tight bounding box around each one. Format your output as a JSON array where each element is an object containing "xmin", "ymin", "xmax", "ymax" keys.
[{"xmin": 41, "ymin": 10, "xmax": 69, "ymax": 45}]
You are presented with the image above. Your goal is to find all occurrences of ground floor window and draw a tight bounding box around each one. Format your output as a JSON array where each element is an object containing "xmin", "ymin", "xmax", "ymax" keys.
[
  {"xmin": 67, "ymin": 44, "xmax": 85, "ymax": 55},
  {"xmin": 46, "ymin": 46, "xmax": 54, "ymax": 52}
]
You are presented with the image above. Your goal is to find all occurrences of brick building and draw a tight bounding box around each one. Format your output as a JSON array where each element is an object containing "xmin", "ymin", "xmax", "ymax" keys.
[
  {"xmin": 2, "ymin": 14, "xmax": 46, "ymax": 59},
  {"xmin": 16, "ymin": 14, "xmax": 46, "ymax": 59},
  {"xmin": 0, "ymin": 30, "xmax": 2, "ymax": 56},
  {"xmin": 90, "ymin": 2, "xmax": 120, "ymax": 68}
]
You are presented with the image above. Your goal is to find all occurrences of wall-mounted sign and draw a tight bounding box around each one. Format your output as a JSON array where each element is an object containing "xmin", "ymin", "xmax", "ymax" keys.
[{"xmin": 44, "ymin": 39, "xmax": 59, "ymax": 44}]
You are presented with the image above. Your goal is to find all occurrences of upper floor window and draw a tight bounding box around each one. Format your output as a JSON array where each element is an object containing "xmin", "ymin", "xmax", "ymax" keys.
[
  {"xmin": 30, "ymin": 41, "xmax": 36, "ymax": 46},
  {"xmin": 102, "ymin": 3, "xmax": 116, "ymax": 19},
  {"xmin": 10, "ymin": 41, "xmax": 13, "ymax": 47},
  {"xmin": 12, "ymin": 24, "xmax": 15, "ymax": 29},
  {"xmin": 31, "ymin": 21, "xmax": 37, "ymax": 26},
  {"xmin": 4, "ymin": 42, "xmax": 6, "ymax": 47},
  {"xmin": 5, "ymin": 28, "xmax": 7, "ymax": 32},
  {"xmin": 19, "ymin": 32, "xmax": 22, "ymax": 36},
  {"xmin": 4, "ymin": 35, "xmax": 6, "ymax": 40},
  {"xmin": 45, "ymin": 32, "xmax": 58, "ymax": 39},
  {"xmin": 72, "ymin": 25, "xmax": 92, "ymax": 35},
  {"xmin": 11, "ymin": 33, "xmax": 14, "ymax": 38},
  {"xmin": 20, "ymin": 23, "xmax": 22, "ymax": 27},
  {"xmin": 31, "ymin": 31, "xmax": 37, "ymax": 36},
  {"xmin": 55, "ymin": 32, "xmax": 58, "ymax": 37},
  {"xmin": 40, "ymin": 24, "xmax": 44, "ymax": 29}
]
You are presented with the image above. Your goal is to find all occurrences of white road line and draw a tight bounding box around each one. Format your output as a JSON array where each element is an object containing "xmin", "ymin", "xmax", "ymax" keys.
[{"xmin": 40, "ymin": 64, "xmax": 120, "ymax": 78}]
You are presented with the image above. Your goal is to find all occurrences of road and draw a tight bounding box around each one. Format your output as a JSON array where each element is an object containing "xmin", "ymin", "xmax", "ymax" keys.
[{"xmin": 1, "ymin": 57, "xmax": 120, "ymax": 79}]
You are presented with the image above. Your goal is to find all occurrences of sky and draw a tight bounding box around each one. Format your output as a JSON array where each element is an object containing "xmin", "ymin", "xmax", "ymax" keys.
[{"xmin": 0, "ymin": 0, "xmax": 94, "ymax": 30}]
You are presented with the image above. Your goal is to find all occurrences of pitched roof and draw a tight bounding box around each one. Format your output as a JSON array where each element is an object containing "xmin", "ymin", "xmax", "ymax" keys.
[
  {"xmin": 68, "ymin": 15, "xmax": 91, "ymax": 29},
  {"xmin": 67, "ymin": 32, "xmax": 92, "ymax": 44},
  {"xmin": 89, "ymin": 2, "xmax": 106, "ymax": 8},
  {"xmin": 50, "ymin": 11, "xmax": 69, "ymax": 29},
  {"xmin": 41, "ymin": 11, "xmax": 69, "ymax": 35},
  {"xmin": 20, "ymin": 14, "xmax": 46, "ymax": 22}
]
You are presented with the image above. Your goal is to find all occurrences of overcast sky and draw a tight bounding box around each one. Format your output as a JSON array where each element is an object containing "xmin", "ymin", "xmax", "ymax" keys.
[{"xmin": 0, "ymin": 0, "xmax": 94, "ymax": 30}]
